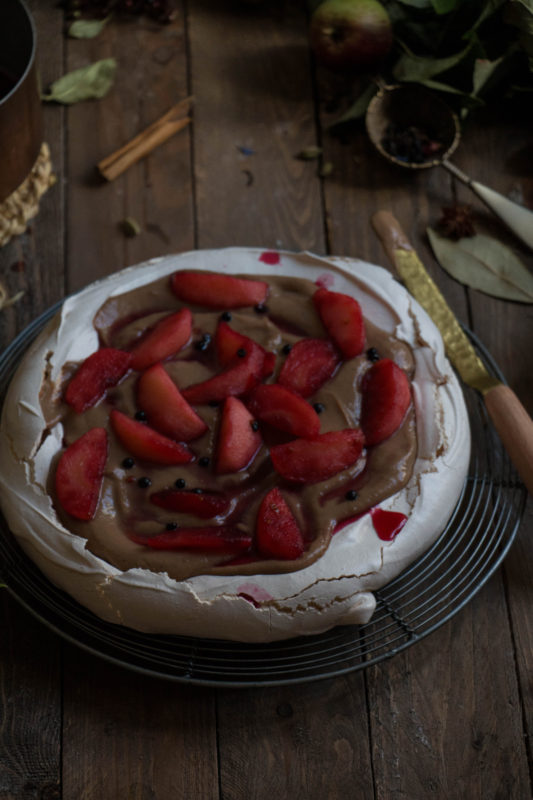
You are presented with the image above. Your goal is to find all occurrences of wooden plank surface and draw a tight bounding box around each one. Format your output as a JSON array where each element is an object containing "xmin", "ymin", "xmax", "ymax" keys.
[
  {"xmin": 0, "ymin": 2, "xmax": 65, "ymax": 797},
  {"xmin": 57, "ymin": 5, "xmax": 220, "ymax": 799},
  {"xmin": 0, "ymin": 1, "xmax": 531, "ymax": 798}
]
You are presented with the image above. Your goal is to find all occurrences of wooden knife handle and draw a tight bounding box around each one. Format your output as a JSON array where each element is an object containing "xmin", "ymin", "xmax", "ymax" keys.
[{"xmin": 484, "ymin": 384, "xmax": 533, "ymax": 496}]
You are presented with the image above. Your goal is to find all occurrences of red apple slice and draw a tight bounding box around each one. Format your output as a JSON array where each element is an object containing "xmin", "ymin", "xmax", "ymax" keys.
[
  {"xmin": 215, "ymin": 396, "xmax": 262, "ymax": 474},
  {"xmin": 65, "ymin": 348, "xmax": 132, "ymax": 413},
  {"xmin": 248, "ymin": 384, "xmax": 320, "ymax": 438},
  {"xmin": 171, "ymin": 270, "xmax": 268, "ymax": 309},
  {"xmin": 110, "ymin": 410, "xmax": 193, "ymax": 465},
  {"xmin": 256, "ymin": 487, "xmax": 305, "ymax": 560},
  {"xmin": 360, "ymin": 358, "xmax": 411, "ymax": 446},
  {"xmin": 55, "ymin": 428, "xmax": 108, "ymax": 520},
  {"xmin": 270, "ymin": 429, "xmax": 365, "ymax": 483},
  {"xmin": 130, "ymin": 308, "xmax": 192, "ymax": 371},
  {"xmin": 137, "ymin": 363, "xmax": 207, "ymax": 441}
]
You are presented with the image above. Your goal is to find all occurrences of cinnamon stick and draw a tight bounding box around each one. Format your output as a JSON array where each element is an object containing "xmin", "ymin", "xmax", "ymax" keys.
[{"xmin": 97, "ymin": 97, "xmax": 193, "ymax": 181}]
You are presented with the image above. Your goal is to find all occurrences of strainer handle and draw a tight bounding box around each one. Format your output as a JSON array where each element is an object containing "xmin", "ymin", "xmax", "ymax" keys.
[{"xmin": 442, "ymin": 160, "xmax": 533, "ymax": 251}]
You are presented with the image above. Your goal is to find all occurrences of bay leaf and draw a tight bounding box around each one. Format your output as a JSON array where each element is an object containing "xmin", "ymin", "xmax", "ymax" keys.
[
  {"xmin": 328, "ymin": 83, "xmax": 377, "ymax": 128},
  {"xmin": 431, "ymin": 0, "xmax": 460, "ymax": 13},
  {"xmin": 465, "ymin": 0, "xmax": 506, "ymax": 35},
  {"xmin": 393, "ymin": 43, "xmax": 472, "ymax": 82},
  {"xmin": 427, "ymin": 227, "xmax": 533, "ymax": 303},
  {"xmin": 68, "ymin": 16, "xmax": 111, "ymax": 39},
  {"xmin": 472, "ymin": 56, "xmax": 505, "ymax": 95},
  {"xmin": 42, "ymin": 58, "xmax": 117, "ymax": 104},
  {"xmin": 396, "ymin": 0, "xmax": 433, "ymax": 7}
]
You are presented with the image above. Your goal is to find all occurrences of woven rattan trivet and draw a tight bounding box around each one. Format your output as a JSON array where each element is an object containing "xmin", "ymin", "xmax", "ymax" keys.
[{"xmin": 0, "ymin": 142, "xmax": 55, "ymax": 248}]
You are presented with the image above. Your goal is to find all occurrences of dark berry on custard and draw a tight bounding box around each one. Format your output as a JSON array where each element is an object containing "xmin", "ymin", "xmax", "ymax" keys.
[{"xmin": 195, "ymin": 334, "xmax": 211, "ymax": 351}]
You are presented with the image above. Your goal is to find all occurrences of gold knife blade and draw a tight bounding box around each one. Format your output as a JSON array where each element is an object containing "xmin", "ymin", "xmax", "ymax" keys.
[{"xmin": 372, "ymin": 210, "xmax": 533, "ymax": 496}]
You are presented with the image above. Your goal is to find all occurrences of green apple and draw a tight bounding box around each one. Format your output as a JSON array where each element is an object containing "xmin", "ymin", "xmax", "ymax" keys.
[{"xmin": 309, "ymin": 0, "xmax": 393, "ymax": 71}]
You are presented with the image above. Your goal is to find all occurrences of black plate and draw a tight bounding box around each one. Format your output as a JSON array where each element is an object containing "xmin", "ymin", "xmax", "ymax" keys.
[{"xmin": 0, "ymin": 304, "xmax": 526, "ymax": 687}]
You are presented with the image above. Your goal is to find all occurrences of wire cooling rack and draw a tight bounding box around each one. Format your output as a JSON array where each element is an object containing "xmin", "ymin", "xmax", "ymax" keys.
[{"xmin": 0, "ymin": 305, "xmax": 527, "ymax": 687}]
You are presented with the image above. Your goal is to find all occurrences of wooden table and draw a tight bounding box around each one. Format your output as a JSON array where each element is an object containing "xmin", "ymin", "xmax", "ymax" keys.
[{"xmin": 1, "ymin": 3, "xmax": 532, "ymax": 798}]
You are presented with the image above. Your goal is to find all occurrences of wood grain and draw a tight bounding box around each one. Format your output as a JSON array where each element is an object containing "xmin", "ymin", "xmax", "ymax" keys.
[
  {"xmin": 189, "ymin": 0, "xmax": 325, "ymax": 253},
  {"xmin": 60, "ymin": 6, "xmax": 215, "ymax": 799},
  {"xmin": 65, "ymin": 9, "xmax": 194, "ymax": 292},
  {"xmin": 62, "ymin": 651, "xmax": 218, "ymax": 800},
  {"xmin": 367, "ymin": 577, "xmax": 530, "ymax": 799},
  {"xmin": 0, "ymin": 2, "xmax": 64, "ymax": 798},
  {"xmin": 0, "ymin": 3, "xmax": 531, "ymax": 798},
  {"xmin": 0, "ymin": 595, "xmax": 61, "ymax": 800},
  {"xmin": 217, "ymin": 679, "xmax": 374, "ymax": 799},
  {"xmin": 458, "ymin": 110, "xmax": 533, "ymax": 786}
]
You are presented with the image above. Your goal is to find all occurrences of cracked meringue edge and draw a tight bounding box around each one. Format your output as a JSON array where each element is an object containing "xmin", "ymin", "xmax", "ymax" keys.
[{"xmin": 0, "ymin": 248, "xmax": 470, "ymax": 642}]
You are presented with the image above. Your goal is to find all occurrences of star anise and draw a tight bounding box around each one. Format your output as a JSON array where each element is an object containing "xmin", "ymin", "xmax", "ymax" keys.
[{"xmin": 438, "ymin": 204, "xmax": 476, "ymax": 240}]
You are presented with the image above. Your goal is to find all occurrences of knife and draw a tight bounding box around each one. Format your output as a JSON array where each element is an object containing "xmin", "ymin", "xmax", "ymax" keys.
[{"xmin": 372, "ymin": 210, "xmax": 533, "ymax": 496}]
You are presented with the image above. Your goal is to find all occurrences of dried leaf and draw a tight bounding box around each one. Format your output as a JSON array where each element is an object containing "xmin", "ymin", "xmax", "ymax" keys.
[
  {"xmin": 427, "ymin": 227, "xmax": 533, "ymax": 303},
  {"xmin": 296, "ymin": 146, "xmax": 322, "ymax": 160},
  {"xmin": 68, "ymin": 16, "xmax": 111, "ymax": 39},
  {"xmin": 0, "ymin": 283, "xmax": 24, "ymax": 311},
  {"xmin": 42, "ymin": 58, "xmax": 117, "ymax": 104},
  {"xmin": 121, "ymin": 217, "xmax": 142, "ymax": 237}
]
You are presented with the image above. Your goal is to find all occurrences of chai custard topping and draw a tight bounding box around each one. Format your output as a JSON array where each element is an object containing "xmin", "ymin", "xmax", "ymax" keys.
[
  {"xmin": 0, "ymin": 250, "xmax": 470, "ymax": 641},
  {"xmin": 47, "ymin": 271, "xmax": 416, "ymax": 581}
]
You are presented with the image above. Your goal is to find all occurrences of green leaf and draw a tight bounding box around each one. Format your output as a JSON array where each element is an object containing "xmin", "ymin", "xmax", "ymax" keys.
[
  {"xmin": 431, "ymin": 0, "xmax": 459, "ymax": 13},
  {"xmin": 464, "ymin": 0, "xmax": 506, "ymax": 36},
  {"xmin": 68, "ymin": 16, "xmax": 111, "ymax": 39},
  {"xmin": 505, "ymin": 1, "xmax": 533, "ymax": 68},
  {"xmin": 427, "ymin": 227, "xmax": 533, "ymax": 303},
  {"xmin": 512, "ymin": 0, "xmax": 533, "ymax": 13},
  {"xmin": 328, "ymin": 83, "xmax": 378, "ymax": 128},
  {"xmin": 472, "ymin": 56, "xmax": 505, "ymax": 95},
  {"xmin": 396, "ymin": 0, "xmax": 433, "ymax": 7},
  {"xmin": 393, "ymin": 43, "xmax": 472, "ymax": 82},
  {"xmin": 42, "ymin": 58, "xmax": 117, "ymax": 104}
]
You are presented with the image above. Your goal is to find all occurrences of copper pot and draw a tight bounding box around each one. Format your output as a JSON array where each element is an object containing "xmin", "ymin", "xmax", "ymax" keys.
[{"xmin": 0, "ymin": 0, "xmax": 42, "ymax": 203}]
